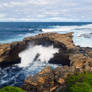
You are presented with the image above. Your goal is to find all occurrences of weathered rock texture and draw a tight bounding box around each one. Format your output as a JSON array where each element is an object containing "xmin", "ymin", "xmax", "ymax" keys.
[
  {"xmin": 24, "ymin": 32, "xmax": 75, "ymax": 50},
  {"xmin": 0, "ymin": 32, "xmax": 75, "ymax": 66},
  {"xmin": 0, "ymin": 32, "xmax": 92, "ymax": 67},
  {"xmin": 22, "ymin": 64, "xmax": 92, "ymax": 92},
  {"xmin": 22, "ymin": 33, "xmax": 92, "ymax": 92},
  {"xmin": 0, "ymin": 42, "xmax": 26, "ymax": 66},
  {"xmin": 0, "ymin": 32, "xmax": 92, "ymax": 92},
  {"xmin": 22, "ymin": 66, "xmax": 66, "ymax": 92}
]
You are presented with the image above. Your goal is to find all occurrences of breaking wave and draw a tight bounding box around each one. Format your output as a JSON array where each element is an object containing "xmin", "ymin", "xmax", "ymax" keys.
[
  {"xmin": 42, "ymin": 24, "xmax": 92, "ymax": 33},
  {"xmin": 19, "ymin": 44, "xmax": 59, "ymax": 67},
  {"xmin": 0, "ymin": 22, "xmax": 92, "ymax": 88},
  {"xmin": 42, "ymin": 24, "xmax": 92, "ymax": 47},
  {"xmin": 0, "ymin": 44, "xmax": 59, "ymax": 88}
]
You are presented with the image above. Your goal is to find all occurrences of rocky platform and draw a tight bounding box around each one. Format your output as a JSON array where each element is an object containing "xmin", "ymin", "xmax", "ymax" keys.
[
  {"xmin": 0, "ymin": 32, "xmax": 75, "ymax": 66},
  {"xmin": 0, "ymin": 32, "xmax": 92, "ymax": 92}
]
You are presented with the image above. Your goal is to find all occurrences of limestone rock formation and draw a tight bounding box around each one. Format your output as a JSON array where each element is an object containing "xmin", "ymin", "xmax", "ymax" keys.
[
  {"xmin": 22, "ymin": 66, "xmax": 65, "ymax": 92},
  {"xmin": 0, "ymin": 41, "xmax": 26, "ymax": 66},
  {"xmin": 24, "ymin": 32, "xmax": 75, "ymax": 50},
  {"xmin": 0, "ymin": 32, "xmax": 92, "ymax": 92},
  {"xmin": 0, "ymin": 32, "xmax": 75, "ymax": 66}
]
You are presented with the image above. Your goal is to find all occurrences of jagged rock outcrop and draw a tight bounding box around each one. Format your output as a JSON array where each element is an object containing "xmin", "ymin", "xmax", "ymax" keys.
[
  {"xmin": 0, "ymin": 32, "xmax": 92, "ymax": 68},
  {"xmin": 69, "ymin": 54, "xmax": 92, "ymax": 69},
  {"xmin": 24, "ymin": 32, "xmax": 75, "ymax": 50},
  {"xmin": 22, "ymin": 66, "xmax": 65, "ymax": 92},
  {"xmin": 22, "ymin": 64, "xmax": 92, "ymax": 92},
  {"xmin": 0, "ymin": 41, "xmax": 26, "ymax": 66},
  {"xmin": 0, "ymin": 32, "xmax": 92, "ymax": 92},
  {"xmin": 21, "ymin": 33, "xmax": 92, "ymax": 92},
  {"xmin": 0, "ymin": 32, "xmax": 75, "ymax": 66},
  {"xmin": 23, "ymin": 64, "xmax": 92, "ymax": 92}
]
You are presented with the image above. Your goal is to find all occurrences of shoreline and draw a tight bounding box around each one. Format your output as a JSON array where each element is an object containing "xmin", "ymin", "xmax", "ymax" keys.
[
  {"xmin": 0, "ymin": 32, "xmax": 92, "ymax": 91},
  {"xmin": 0, "ymin": 32, "xmax": 92, "ymax": 66}
]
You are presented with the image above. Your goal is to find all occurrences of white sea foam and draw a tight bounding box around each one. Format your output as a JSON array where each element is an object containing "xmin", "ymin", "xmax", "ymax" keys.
[
  {"xmin": 42, "ymin": 24, "xmax": 92, "ymax": 47},
  {"xmin": 1, "ymin": 24, "xmax": 92, "ymax": 87},
  {"xmin": 42, "ymin": 24, "xmax": 92, "ymax": 33},
  {"xmin": 19, "ymin": 44, "xmax": 59, "ymax": 67},
  {"xmin": 42, "ymin": 26, "xmax": 78, "ymax": 32}
]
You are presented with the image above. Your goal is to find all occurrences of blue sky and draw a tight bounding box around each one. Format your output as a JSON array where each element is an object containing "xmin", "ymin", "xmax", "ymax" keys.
[{"xmin": 0, "ymin": 0, "xmax": 92, "ymax": 22}]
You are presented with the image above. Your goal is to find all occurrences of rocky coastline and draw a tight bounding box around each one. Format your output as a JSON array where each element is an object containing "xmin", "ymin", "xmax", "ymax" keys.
[{"xmin": 0, "ymin": 32, "xmax": 92, "ymax": 92}]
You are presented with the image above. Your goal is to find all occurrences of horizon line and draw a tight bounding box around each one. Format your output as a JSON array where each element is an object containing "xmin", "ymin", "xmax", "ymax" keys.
[{"xmin": 0, "ymin": 21, "xmax": 92, "ymax": 23}]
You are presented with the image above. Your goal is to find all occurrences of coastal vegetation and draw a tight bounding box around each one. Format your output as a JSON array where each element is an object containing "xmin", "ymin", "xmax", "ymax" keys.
[
  {"xmin": 0, "ymin": 86, "xmax": 25, "ymax": 92},
  {"xmin": 63, "ymin": 72, "xmax": 92, "ymax": 92}
]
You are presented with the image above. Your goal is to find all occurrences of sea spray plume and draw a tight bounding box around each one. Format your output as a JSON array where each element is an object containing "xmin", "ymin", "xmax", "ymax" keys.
[{"xmin": 18, "ymin": 44, "xmax": 59, "ymax": 67}]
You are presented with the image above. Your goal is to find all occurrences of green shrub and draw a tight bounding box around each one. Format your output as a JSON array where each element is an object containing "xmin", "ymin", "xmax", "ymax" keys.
[
  {"xmin": 65, "ymin": 72, "xmax": 92, "ymax": 92},
  {"xmin": 69, "ymin": 82, "xmax": 92, "ymax": 92},
  {"xmin": 0, "ymin": 86, "xmax": 25, "ymax": 92}
]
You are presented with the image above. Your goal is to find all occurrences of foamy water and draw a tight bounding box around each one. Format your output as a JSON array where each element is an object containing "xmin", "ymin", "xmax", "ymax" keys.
[
  {"xmin": 42, "ymin": 24, "xmax": 92, "ymax": 47},
  {"xmin": 0, "ymin": 23, "xmax": 92, "ymax": 47},
  {"xmin": 19, "ymin": 44, "xmax": 59, "ymax": 67},
  {"xmin": 0, "ymin": 22, "xmax": 92, "ymax": 88},
  {"xmin": 42, "ymin": 24, "xmax": 92, "ymax": 33},
  {"xmin": 0, "ymin": 44, "xmax": 59, "ymax": 87}
]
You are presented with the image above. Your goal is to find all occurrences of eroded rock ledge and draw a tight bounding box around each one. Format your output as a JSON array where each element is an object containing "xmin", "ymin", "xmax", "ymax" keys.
[
  {"xmin": 22, "ymin": 65, "xmax": 92, "ymax": 92},
  {"xmin": 0, "ymin": 32, "xmax": 92, "ymax": 92},
  {"xmin": 0, "ymin": 32, "xmax": 92, "ymax": 67},
  {"xmin": 0, "ymin": 32, "xmax": 75, "ymax": 66}
]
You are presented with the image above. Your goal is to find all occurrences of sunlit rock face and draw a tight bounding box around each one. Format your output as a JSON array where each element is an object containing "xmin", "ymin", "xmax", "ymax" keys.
[
  {"xmin": 0, "ymin": 32, "xmax": 75, "ymax": 88},
  {"xmin": 0, "ymin": 32, "xmax": 92, "ymax": 90},
  {"xmin": 0, "ymin": 42, "xmax": 26, "ymax": 67},
  {"xmin": 22, "ymin": 66, "xmax": 65, "ymax": 92},
  {"xmin": 0, "ymin": 32, "xmax": 92, "ymax": 69},
  {"xmin": 0, "ymin": 32, "xmax": 75, "ymax": 66}
]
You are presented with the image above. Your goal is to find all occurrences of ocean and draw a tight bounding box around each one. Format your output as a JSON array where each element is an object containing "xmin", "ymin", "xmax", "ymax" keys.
[
  {"xmin": 0, "ymin": 22, "xmax": 92, "ymax": 88},
  {"xmin": 0, "ymin": 22, "xmax": 92, "ymax": 47}
]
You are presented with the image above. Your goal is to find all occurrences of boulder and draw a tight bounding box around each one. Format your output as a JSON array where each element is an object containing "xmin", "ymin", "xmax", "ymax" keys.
[
  {"xmin": 22, "ymin": 66, "xmax": 65, "ymax": 92},
  {"xmin": 0, "ymin": 41, "xmax": 26, "ymax": 66},
  {"xmin": 69, "ymin": 54, "xmax": 92, "ymax": 69}
]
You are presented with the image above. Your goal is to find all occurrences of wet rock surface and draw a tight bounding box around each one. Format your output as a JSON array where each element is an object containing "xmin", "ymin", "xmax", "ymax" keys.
[
  {"xmin": 22, "ymin": 33, "xmax": 92, "ymax": 92},
  {"xmin": 0, "ymin": 32, "xmax": 92, "ymax": 69},
  {"xmin": 0, "ymin": 32, "xmax": 75, "ymax": 66},
  {"xmin": 0, "ymin": 32, "xmax": 92, "ymax": 92},
  {"xmin": 0, "ymin": 42, "xmax": 26, "ymax": 67},
  {"xmin": 22, "ymin": 66, "xmax": 65, "ymax": 92}
]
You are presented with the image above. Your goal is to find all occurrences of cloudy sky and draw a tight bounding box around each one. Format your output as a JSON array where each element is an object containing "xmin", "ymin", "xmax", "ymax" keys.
[{"xmin": 0, "ymin": 0, "xmax": 92, "ymax": 22}]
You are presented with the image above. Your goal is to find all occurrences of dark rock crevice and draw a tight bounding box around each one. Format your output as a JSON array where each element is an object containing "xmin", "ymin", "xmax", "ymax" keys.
[{"xmin": 49, "ymin": 52, "xmax": 70, "ymax": 66}]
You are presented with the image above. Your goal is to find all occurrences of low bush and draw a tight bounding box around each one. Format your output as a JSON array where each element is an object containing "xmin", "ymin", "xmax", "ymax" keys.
[
  {"xmin": 65, "ymin": 72, "xmax": 92, "ymax": 92},
  {"xmin": 0, "ymin": 86, "xmax": 25, "ymax": 92}
]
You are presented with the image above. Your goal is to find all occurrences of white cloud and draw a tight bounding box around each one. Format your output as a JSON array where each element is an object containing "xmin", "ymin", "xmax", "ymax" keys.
[
  {"xmin": 0, "ymin": 0, "xmax": 92, "ymax": 22},
  {"xmin": 0, "ymin": 14, "xmax": 6, "ymax": 18},
  {"xmin": 0, "ymin": 17, "xmax": 35, "ymax": 22},
  {"xmin": 1, "ymin": 0, "xmax": 50, "ymax": 8},
  {"xmin": 47, "ymin": 17, "xmax": 80, "ymax": 22}
]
